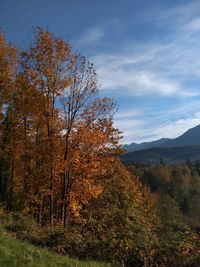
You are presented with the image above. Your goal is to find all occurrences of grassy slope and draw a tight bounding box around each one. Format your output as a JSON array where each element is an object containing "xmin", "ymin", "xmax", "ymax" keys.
[{"xmin": 0, "ymin": 226, "xmax": 110, "ymax": 267}]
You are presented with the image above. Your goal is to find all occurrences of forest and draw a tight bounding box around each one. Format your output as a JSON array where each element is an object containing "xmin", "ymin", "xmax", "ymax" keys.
[{"xmin": 0, "ymin": 28, "xmax": 200, "ymax": 267}]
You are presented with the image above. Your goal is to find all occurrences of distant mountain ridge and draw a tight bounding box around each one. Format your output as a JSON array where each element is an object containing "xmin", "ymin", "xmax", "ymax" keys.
[
  {"xmin": 122, "ymin": 124, "xmax": 200, "ymax": 164},
  {"xmin": 121, "ymin": 145, "xmax": 200, "ymax": 164},
  {"xmin": 123, "ymin": 138, "xmax": 171, "ymax": 152},
  {"xmin": 123, "ymin": 124, "xmax": 200, "ymax": 152}
]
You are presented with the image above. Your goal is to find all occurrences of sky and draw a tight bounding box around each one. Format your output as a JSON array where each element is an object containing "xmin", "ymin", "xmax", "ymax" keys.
[{"xmin": 1, "ymin": 0, "xmax": 200, "ymax": 144}]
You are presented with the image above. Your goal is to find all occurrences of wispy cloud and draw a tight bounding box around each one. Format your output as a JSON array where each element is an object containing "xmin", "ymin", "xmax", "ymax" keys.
[
  {"xmin": 97, "ymin": 67, "xmax": 187, "ymax": 96},
  {"xmin": 149, "ymin": 112, "xmax": 200, "ymax": 143},
  {"xmin": 76, "ymin": 19, "xmax": 122, "ymax": 48},
  {"xmin": 115, "ymin": 101, "xmax": 200, "ymax": 144},
  {"xmin": 85, "ymin": 2, "xmax": 200, "ymax": 98},
  {"xmin": 75, "ymin": 24, "xmax": 107, "ymax": 48},
  {"xmin": 187, "ymin": 18, "xmax": 200, "ymax": 31},
  {"xmin": 77, "ymin": 25, "xmax": 105, "ymax": 45},
  {"xmin": 91, "ymin": 36, "xmax": 200, "ymax": 97},
  {"xmin": 116, "ymin": 114, "xmax": 200, "ymax": 144},
  {"xmin": 76, "ymin": 1, "xmax": 200, "ymax": 143},
  {"xmin": 115, "ymin": 110, "xmax": 141, "ymax": 119}
]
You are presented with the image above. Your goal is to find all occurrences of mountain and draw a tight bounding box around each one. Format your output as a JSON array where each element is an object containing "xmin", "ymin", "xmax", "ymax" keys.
[
  {"xmin": 121, "ymin": 145, "xmax": 200, "ymax": 164},
  {"xmin": 123, "ymin": 138, "xmax": 171, "ymax": 152},
  {"xmin": 121, "ymin": 124, "xmax": 200, "ymax": 164},
  {"xmin": 161, "ymin": 124, "xmax": 200, "ymax": 148},
  {"xmin": 123, "ymin": 124, "xmax": 200, "ymax": 152}
]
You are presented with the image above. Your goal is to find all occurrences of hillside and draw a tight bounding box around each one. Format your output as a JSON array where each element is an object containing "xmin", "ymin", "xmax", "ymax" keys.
[
  {"xmin": 0, "ymin": 226, "xmax": 110, "ymax": 267},
  {"xmin": 123, "ymin": 138, "xmax": 171, "ymax": 152},
  {"xmin": 121, "ymin": 145, "xmax": 200, "ymax": 164}
]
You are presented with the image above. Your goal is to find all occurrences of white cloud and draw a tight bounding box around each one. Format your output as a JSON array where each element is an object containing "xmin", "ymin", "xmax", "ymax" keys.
[
  {"xmin": 151, "ymin": 114, "xmax": 200, "ymax": 141},
  {"xmin": 115, "ymin": 110, "xmax": 141, "ymax": 119},
  {"xmin": 76, "ymin": 1, "xmax": 200, "ymax": 143},
  {"xmin": 76, "ymin": 24, "xmax": 106, "ymax": 46},
  {"xmin": 115, "ymin": 101, "xmax": 200, "ymax": 144},
  {"xmin": 118, "ymin": 115, "xmax": 200, "ymax": 145},
  {"xmin": 114, "ymin": 118, "xmax": 146, "ymax": 144},
  {"xmin": 84, "ymin": 2, "xmax": 200, "ymax": 98},
  {"xmin": 187, "ymin": 18, "xmax": 200, "ymax": 31},
  {"xmin": 93, "ymin": 50, "xmax": 199, "ymax": 97}
]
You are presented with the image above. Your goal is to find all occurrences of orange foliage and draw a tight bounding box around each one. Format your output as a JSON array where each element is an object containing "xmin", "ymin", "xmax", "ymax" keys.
[{"xmin": 0, "ymin": 28, "xmax": 121, "ymax": 226}]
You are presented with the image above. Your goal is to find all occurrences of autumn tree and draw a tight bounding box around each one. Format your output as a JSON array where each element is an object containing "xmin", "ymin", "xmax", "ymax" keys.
[
  {"xmin": 59, "ymin": 57, "xmax": 120, "ymax": 224},
  {"xmin": 15, "ymin": 28, "xmax": 121, "ymax": 226},
  {"xmin": 0, "ymin": 32, "xmax": 17, "ymax": 209},
  {"xmin": 76, "ymin": 159, "xmax": 160, "ymax": 266}
]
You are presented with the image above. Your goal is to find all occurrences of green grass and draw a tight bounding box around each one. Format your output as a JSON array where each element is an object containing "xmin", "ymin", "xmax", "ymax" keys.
[{"xmin": 0, "ymin": 226, "xmax": 110, "ymax": 267}]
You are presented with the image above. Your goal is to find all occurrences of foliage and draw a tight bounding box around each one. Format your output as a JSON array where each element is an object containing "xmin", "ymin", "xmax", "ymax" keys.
[
  {"xmin": 128, "ymin": 161, "xmax": 200, "ymax": 266},
  {"xmin": 0, "ymin": 28, "xmax": 121, "ymax": 226},
  {"xmin": 0, "ymin": 224, "xmax": 110, "ymax": 267},
  {"xmin": 0, "ymin": 160, "xmax": 160, "ymax": 266},
  {"xmin": 79, "ymin": 160, "xmax": 160, "ymax": 266}
]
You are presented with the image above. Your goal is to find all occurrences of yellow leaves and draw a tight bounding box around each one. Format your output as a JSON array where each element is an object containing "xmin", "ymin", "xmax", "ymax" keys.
[
  {"xmin": 69, "ymin": 179, "xmax": 103, "ymax": 220},
  {"xmin": 176, "ymin": 230, "xmax": 200, "ymax": 257},
  {"xmin": 43, "ymin": 67, "xmax": 52, "ymax": 78},
  {"xmin": 0, "ymin": 28, "xmax": 121, "ymax": 226}
]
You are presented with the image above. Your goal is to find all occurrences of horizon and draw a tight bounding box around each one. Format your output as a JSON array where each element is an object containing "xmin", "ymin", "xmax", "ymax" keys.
[{"xmin": 1, "ymin": 0, "xmax": 200, "ymax": 144}]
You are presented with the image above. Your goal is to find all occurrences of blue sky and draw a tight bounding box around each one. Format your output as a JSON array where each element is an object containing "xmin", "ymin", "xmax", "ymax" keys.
[{"xmin": 1, "ymin": 0, "xmax": 200, "ymax": 144}]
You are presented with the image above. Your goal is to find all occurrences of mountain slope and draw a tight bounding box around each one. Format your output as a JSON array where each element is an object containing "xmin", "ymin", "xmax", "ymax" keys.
[
  {"xmin": 121, "ymin": 145, "xmax": 200, "ymax": 164},
  {"xmin": 123, "ymin": 138, "xmax": 171, "ymax": 152},
  {"xmin": 162, "ymin": 124, "xmax": 200, "ymax": 148},
  {"xmin": 122, "ymin": 124, "xmax": 200, "ymax": 163}
]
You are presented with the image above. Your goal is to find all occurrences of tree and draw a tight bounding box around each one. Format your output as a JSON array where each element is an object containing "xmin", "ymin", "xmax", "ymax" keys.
[
  {"xmin": 78, "ymin": 160, "xmax": 160, "ymax": 266},
  {"xmin": 0, "ymin": 28, "xmax": 121, "ymax": 226},
  {"xmin": 0, "ymin": 32, "xmax": 17, "ymax": 209}
]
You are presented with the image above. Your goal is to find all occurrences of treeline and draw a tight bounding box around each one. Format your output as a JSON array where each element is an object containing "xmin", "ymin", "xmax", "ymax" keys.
[
  {"xmin": 128, "ymin": 160, "xmax": 200, "ymax": 265},
  {"xmin": 1, "ymin": 29, "xmax": 200, "ymax": 266},
  {"xmin": 129, "ymin": 160, "xmax": 200, "ymax": 230}
]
